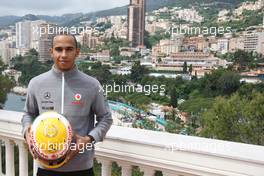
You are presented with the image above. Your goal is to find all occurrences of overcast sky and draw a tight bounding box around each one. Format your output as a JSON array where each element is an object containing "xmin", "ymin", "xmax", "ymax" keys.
[{"xmin": 0, "ymin": 0, "xmax": 128, "ymax": 17}]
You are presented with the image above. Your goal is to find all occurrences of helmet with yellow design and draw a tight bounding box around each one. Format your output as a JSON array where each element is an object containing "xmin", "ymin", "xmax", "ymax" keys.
[{"xmin": 29, "ymin": 111, "xmax": 72, "ymax": 169}]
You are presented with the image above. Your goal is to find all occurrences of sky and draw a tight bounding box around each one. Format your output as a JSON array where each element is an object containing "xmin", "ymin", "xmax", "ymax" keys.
[{"xmin": 0, "ymin": 0, "xmax": 128, "ymax": 17}]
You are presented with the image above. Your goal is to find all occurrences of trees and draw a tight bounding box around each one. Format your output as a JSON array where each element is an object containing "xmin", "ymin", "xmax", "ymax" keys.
[
  {"xmin": 0, "ymin": 58, "xmax": 5, "ymax": 72},
  {"xmin": 0, "ymin": 75, "xmax": 14, "ymax": 102},
  {"xmin": 0, "ymin": 59, "xmax": 14, "ymax": 107},
  {"xmin": 170, "ymin": 87, "xmax": 178, "ymax": 108},
  {"xmin": 95, "ymin": 22, "xmax": 112, "ymax": 32},
  {"xmin": 80, "ymin": 61, "xmax": 112, "ymax": 85},
  {"xmin": 201, "ymin": 95, "xmax": 241, "ymax": 141},
  {"xmin": 141, "ymin": 118, "xmax": 156, "ymax": 130},
  {"xmin": 165, "ymin": 109, "xmax": 184, "ymax": 134},
  {"xmin": 201, "ymin": 92, "xmax": 264, "ymax": 145},
  {"xmin": 183, "ymin": 61, "xmax": 188, "ymax": 73},
  {"xmin": 212, "ymin": 8, "xmax": 263, "ymax": 32},
  {"xmin": 189, "ymin": 64, "xmax": 193, "ymax": 74},
  {"xmin": 199, "ymin": 69, "xmax": 241, "ymax": 97},
  {"xmin": 11, "ymin": 49, "xmax": 51, "ymax": 86},
  {"xmin": 144, "ymin": 30, "xmax": 170, "ymax": 49},
  {"xmin": 130, "ymin": 61, "xmax": 149, "ymax": 83},
  {"xmin": 165, "ymin": 120, "xmax": 183, "ymax": 134},
  {"xmin": 222, "ymin": 50, "xmax": 264, "ymax": 71},
  {"xmin": 144, "ymin": 31, "xmax": 152, "ymax": 49},
  {"xmin": 233, "ymin": 50, "xmax": 254, "ymax": 70},
  {"xmin": 179, "ymin": 96, "xmax": 214, "ymax": 115},
  {"xmin": 217, "ymin": 71, "xmax": 241, "ymax": 95},
  {"xmin": 103, "ymin": 38, "xmax": 129, "ymax": 57}
]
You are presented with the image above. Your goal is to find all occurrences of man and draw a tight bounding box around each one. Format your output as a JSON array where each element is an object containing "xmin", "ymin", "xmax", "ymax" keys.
[{"xmin": 22, "ymin": 33, "xmax": 113, "ymax": 176}]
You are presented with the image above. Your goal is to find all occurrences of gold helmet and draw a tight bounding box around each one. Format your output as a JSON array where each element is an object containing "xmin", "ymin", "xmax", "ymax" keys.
[{"xmin": 29, "ymin": 111, "xmax": 72, "ymax": 168}]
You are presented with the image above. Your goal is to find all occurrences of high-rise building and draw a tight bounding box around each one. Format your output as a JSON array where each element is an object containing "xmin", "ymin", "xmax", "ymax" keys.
[
  {"xmin": 30, "ymin": 20, "xmax": 46, "ymax": 50},
  {"xmin": 127, "ymin": 0, "xmax": 146, "ymax": 47},
  {"xmin": 82, "ymin": 32, "xmax": 98, "ymax": 49},
  {"xmin": 217, "ymin": 38, "xmax": 229, "ymax": 54},
  {"xmin": 0, "ymin": 41, "xmax": 17, "ymax": 65},
  {"xmin": 16, "ymin": 20, "xmax": 46, "ymax": 51},
  {"xmin": 38, "ymin": 23, "xmax": 55, "ymax": 62},
  {"xmin": 244, "ymin": 32, "xmax": 264, "ymax": 54},
  {"xmin": 16, "ymin": 21, "xmax": 31, "ymax": 49},
  {"xmin": 262, "ymin": 14, "xmax": 264, "ymax": 29}
]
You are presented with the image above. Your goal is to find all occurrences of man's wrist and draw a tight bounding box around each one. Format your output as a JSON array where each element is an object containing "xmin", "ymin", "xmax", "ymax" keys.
[
  {"xmin": 24, "ymin": 126, "xmax": 31, "ymax": 140},
  {"xmin": 87, "ymin": 135, "xmax": 95, "ymax": 144}
]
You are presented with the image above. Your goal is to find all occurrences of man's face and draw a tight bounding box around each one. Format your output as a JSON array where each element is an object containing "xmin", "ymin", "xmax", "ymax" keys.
[{"xmin": 50, "ymin": 35, "xmax": 80, "ymax": 71}]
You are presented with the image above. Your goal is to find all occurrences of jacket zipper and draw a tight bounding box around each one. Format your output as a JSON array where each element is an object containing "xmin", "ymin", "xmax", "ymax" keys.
[{"xmin": 61, "ymin": 72, "xmax": 65, "ymax": 114}]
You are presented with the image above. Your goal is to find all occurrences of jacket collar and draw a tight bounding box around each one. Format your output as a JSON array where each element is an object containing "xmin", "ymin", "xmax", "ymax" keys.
[{"xmin": 51, "ymin": 64, "xmax": 78, "ymax": 77}]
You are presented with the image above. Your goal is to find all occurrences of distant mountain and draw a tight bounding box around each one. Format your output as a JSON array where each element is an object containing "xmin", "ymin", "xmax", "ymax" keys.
[
  {"xmin": 0, "ymin": 0, "xmax": 250, "ymax": 27},
  {"xmin": 63, "ymin": 0, "xmax": 248, "ymax": 26},
  {"xmin": 38, "ymin": 13, "xmax": 83, "ymax": 24},
  {"xmin": 0, "ymin": 16, "xmax": 20, "ymax": 27},
  {"xmin": 20, "ymin": 14, "xmax": 40, "ymax": 21},
  {"xmin": 63, "ymin": 0, "xmax": 181, "ymax": 26},
  {"xmin": 0, "ymin": 13, "xmax": 84, "ymax": 27}
]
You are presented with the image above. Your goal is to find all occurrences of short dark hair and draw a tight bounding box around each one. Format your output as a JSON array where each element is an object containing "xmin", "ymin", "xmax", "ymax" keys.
[{"xmin": 51, "ymin": 33, "xmax": 78, "ymax": 48}]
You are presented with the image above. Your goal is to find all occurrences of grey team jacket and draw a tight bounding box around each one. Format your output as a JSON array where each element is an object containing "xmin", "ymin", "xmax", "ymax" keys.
[{"xmin": 22, "ymin": 65, "xmax": 113, "ymax": 172}]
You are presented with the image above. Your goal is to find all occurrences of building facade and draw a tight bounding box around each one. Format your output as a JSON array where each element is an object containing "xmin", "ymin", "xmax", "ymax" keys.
[
  {"xmin": 244, "ymin": 32, "xmax": 264, "ymax": 54},
  {"xmin": 217, "ymin": 38, "xmax": 229, "ymax": 54},
  {"xmin": 38, "ymin": 23, "xmax": 55, "ymax": 62},
  {"xmin": 30, "ymin": 20, "xmax": 46, "ymax": 50},
  {"xmin": 16, "ymin": 21, "xmax": 31, "ymax": 49},
  {"xmin": 0, "ymin": 41, "xmax": 17, "ymax": 65},
  {"xmin": 229, "ymin": 37, "xmax": 245, "ymax": 52},
  {"xmin": 127, "ymin": 0, "xmax": 146, "ymax": 47},
  {"xmin": 154, "ymin": 52, "xmax": 229, "ymax": 76},
  {"xmin": 82, "ymin": 32, "xmax": 98, "ymax": 49}
]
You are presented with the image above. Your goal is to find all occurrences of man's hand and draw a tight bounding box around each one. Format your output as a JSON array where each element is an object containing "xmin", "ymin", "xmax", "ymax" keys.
[
  {"xmin": 24, "ymin": 126, "xmax": 37, "ymax": 159},
  {"xmin": 64, "ymin": 134, "xmax": 93, "ymax": 164}
]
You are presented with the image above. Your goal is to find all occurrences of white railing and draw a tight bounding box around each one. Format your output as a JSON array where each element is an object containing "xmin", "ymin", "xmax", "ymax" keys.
[{"xmin": 0, "ymin": 110, "xmax": 264, "ymax": 176}]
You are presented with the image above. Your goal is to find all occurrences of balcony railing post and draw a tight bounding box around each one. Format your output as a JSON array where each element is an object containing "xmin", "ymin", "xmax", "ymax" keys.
[
  {"xmin": 97, "ymin": 158, "xmax": 112, "ymax": 176},
  {"xmin": 163, "ymin": 170, "xmax": 181, "ymax": 176},
  {"xmin": 4, "ymin": 139, "xmax": 15, "ymax": 176},
  {"xmin": 120, "ymin": 163, "xmax": 132, "ymax": 176},
  {"xmin": 140, "ymin": 166, "xmax": 155, "ymax": 176},
  {"xmin": 33, "ymin": 159, "xmax": 38, "ymax": 176},
  {"xmin": 17, "ymin": 141, "xmax": 29, "ymax": 176},
  {"xmin": 0, "ymin": 140, "xmax": 2, "ymax": 175}
]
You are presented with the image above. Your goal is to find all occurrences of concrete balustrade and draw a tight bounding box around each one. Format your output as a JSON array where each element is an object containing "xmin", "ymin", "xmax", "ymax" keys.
[{"xmin": 0, "ymin": 110, "xmax": 263, "ymax": 176}]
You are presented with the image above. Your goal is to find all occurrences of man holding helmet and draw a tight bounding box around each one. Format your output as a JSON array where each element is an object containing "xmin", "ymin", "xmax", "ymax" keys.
[{"xmin": 22, "ymin": 33, "xmax": 113, "ymax": 176}]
